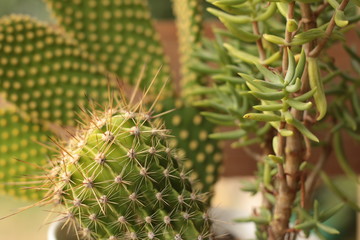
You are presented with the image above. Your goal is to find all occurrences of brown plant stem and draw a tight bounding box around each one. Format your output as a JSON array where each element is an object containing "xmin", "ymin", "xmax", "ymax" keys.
[
  {"xmin": 270, "ymin": 120, "xmax": 305, "ymax": 240},
  {"xmin": 269, "ymin": 3, "xmax": 311, "ymax": 240},
  {"xmin": 309, "ymin": 0, "xmax": 350, "ymax": 57},
  {"xmin": 252, "ymin": 21, "xmax": 266, "ymax": 62}
]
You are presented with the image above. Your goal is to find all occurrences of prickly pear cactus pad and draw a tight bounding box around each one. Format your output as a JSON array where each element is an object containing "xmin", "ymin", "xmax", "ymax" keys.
[
  {"xmin": 0, "ymin": 106, "xmax": 51, "ymax": 200},
  {"xmin": 47, "ymin": 106, "xmax": 212, "ymax": 239},
  {"xmin": 44, "ymin": 0, "xmax": 171, "ymax": 94},
  {"xmin": 172, "ymin": 0, "xmax": 204, "ymax": 93},
  {"xmin": 0, "ymin": 15, "xmax": 115, "ymax": 126},
  {"xmin": 158, "ymin": 99, "xmax": 222, "ymax": 193}
]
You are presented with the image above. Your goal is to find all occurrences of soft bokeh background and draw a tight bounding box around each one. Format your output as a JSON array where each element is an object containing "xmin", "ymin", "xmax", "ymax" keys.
[
  {"xmin": 0, "ymin": 1, "xmax": 359, "ymax": 239},
  {"xmin": 0, "ymin": 0, "xmax": 184, "ymax": 20}
]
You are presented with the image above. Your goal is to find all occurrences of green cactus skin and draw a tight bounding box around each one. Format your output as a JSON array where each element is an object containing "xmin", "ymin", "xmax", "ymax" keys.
[
  {"xmin": 0, "ymin": 15, "xmax": 115, "ymax": 127},
  {"xmin": 47, "ymin": 107, "xmax": 212, "ymax": 240},
  {"xmin": 172, "ymin": 0, "xmax": 204, "ymax": 96},
  {"xmin": 157, "ymin": 98, "xmax": 223, "ymax": 193},
  {"xmin": 43, "ymin": 0, "xmax": 171, "ymax": 95},
  {"xmin": 0, "ymin": 13, "xmax": 223, "ymax": 202},
  {"xmin": 0, "ymin": 106, "xmax": 51, "ymax": 200}
]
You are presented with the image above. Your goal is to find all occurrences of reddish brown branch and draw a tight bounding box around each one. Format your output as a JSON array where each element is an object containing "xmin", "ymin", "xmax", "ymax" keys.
[{"xmin": 309, "ymin": 0, "xmax": 350, "ymax": 57}]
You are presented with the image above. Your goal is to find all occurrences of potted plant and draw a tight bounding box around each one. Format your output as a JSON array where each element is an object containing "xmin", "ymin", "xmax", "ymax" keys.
[{"xmin": 0, "ymin": 0, "xmax": 359, "ymax": 239}]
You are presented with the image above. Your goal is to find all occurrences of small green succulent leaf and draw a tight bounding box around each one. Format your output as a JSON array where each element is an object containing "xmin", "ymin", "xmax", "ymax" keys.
[
  {"xmin": 319, "ymin": 203, "xmax": 345, "ymax": 222},
  {"xmin": 192, "ymin": 99, "xmax": 227, "ymax": 112},
  {"xmin": 284, "ymin": 48, "xmax": 296, "ymax": 84},
  {"xmin": 294, "ymin": 88, "xmax": 317, "ymax": 102},
  {"xmin": 263, "ymin": 34, "xmax": 286, "ymax": 45},
  {"xmin": 209, "ymin": 129, "xmax": 246, "ymax": 140},
  {"xmin": 253, "ymin": 104, "xmax": 283, "ymax": 111},
  {"xmin": 343, "ymin": 109, "xmax": 357, "ymax": 130},
  {"xmin": 208, "ymin": 0, "xmax": 247, "ymax": 6},
  {"xmin": 286, "ymin": 99, "xmax": 313, "ymax": 111},
  {"xmin": 316, "ymin": 223, "xmax": 340, "ymax": 235},
  {"xmin": 255, "ymin": 3, "xmax": 277, "ymax": 21},
  {"xmin": 286, "ymin": 18, "xmax": 298, "ymax": 32},
  {"xmin": 201, "ymin": 111, "xmax": 237, "ymax": 122},
  {"xmin": 249, "ymin": 91, "xmax": 285, "ymax": 101},
  {"xmin": 308, "ymin": 57, "xmax": 327, "ymax": 120},
  {"xmin": 285, "ymin": 77, "xmax": 302, "ymax": 93},
  {"xmin": 276, "ymin": 2, "xmax": 288, "ymax": 18},
  {"xmin": 213, "ymin": 74, "xmax": 245, "ymax": 84},
  {"xmin": 234, "ymin": 216, "xmax": 270, "ymax": 224},
  {"xmin": 299, "ymin": 161, "xmax": 308, "ymax": 171},
  {"xmin": 207, "ymin": 8, "xmax": 252, "ymax": 24},
  {"xmin": 292, "ymin": 48, "xmax": 306, "ymax": 83},
  {"xmin": 255, "ymin": 63, "xmax": 283, "ymax": 84},
  {"xmin": 287, "ymin": 118, "xmax": 319, "ymax": 142},
  {"xmin": 326, "ymin": 0, "xmax": 340, "ymax": 9},
  {"xmin": 189, "ymin": 61, "xmax": 224, "ymax": 74},
  {"xmin": 224, "ymin": 43, "xmax": 260, "ymax": 64},
  {"xmin": 243, "ymin": 113, "xmax": 282, "ymax": 122},
  {"xmin": 272, "ymin": 136, "xmax": 279, "ymax": 155},
  {"xmin": 253, "ymin": 80, "xmax": 284, "ymax": 90},
  {"xmin": 333, "ymin": 132, "xmax": 359, "ymax": 183},
  {"xmin": 279, "ymin": 129, "xmax": 294, "ymax": 137},
  {"xmin": 334, "ymin": 10, "xmax": 349, "ymax": 27},
  {"xmin": 240, "ymin": 73, "xmax": 267, "ymax": 92},
  {"xmin": 291, "ymin": 29, "xmax": 325, "ymax": 46},
  {"xmin": 240, "ymin": 179, "xmax": 259, "ymax": 195},
  {"xmin": 267, "ymin": 154, "xmax": 284, "ymax": 164},
  {"xmin": 263, "ymin": 51, "xmax": 282, "ymax": 65},
  {"xmin": 219, "ymin": 18, "xmax": 260, "ymax": 42},
  {"xmin": 294, "ymin": 220, "xmax": 317, "ymax": 230}
]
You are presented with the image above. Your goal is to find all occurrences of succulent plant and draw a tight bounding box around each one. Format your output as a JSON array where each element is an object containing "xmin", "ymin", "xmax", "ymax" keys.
[
  {"xmin": 0, "ymin": 0, "xmax": 223, "ymax": 201},
  {"xmin": 42, "ymin": 0, "xmax": 171, "ymax": 93},
  {"xmin": 158, "ymin": 99, "xmax": 223, "ymax": 193},
  {"xmin": 1, "ymin": 0, "xmax": 359, "ymax": 239},
  {"xmin": 190, "ymin": 0, "xmax": 360, "ymax": 239},
  {"xmin": 0, "ymin": 105, "xmax": 51, "ymax": 200},
  {"xmin": 46, "ymin": 104, "xmax": 212, "ymax": 240},
  {"xmin": 172, "ymin": 0, "xmax": 204, "ymax": 94},
  {"xmin": 0, "ymin": 15, "xmax": 114, "ymax": 126}
]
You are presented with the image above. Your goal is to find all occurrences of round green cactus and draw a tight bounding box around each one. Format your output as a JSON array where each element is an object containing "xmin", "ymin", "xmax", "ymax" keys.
[{"xmin": 46, "ymin": 106, "xmax": 212, "ymax": 239}]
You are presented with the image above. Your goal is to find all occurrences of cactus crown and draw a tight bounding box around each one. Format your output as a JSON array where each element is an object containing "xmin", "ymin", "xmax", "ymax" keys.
[{"xmin": 46, "ymin": 101, "xmax": 212, "ymax": 240}]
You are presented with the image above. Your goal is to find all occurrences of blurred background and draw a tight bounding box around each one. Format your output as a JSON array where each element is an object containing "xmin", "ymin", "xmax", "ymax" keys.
[
  {"xmin": 0, "ymin": 1, "xmax": 358, "ymax": 239},
  {"xmin": 0, "ymin": 0, "xmax": 208, "ymax": 20}
]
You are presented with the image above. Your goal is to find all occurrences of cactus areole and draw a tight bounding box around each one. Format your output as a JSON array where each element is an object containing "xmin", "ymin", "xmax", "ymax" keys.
[{"xmin": 47, "ymin": 107, "xmax": 212, "ymax": 240}]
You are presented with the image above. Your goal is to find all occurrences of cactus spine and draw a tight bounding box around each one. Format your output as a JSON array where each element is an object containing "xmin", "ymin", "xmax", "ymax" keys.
[{"xmin": 47, "ymin": 105, "xmax": 212, "ymax": 240}]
